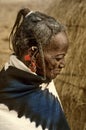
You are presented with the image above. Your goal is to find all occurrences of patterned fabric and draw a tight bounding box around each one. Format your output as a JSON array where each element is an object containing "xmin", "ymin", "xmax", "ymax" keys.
[{"xmin": 0, "ymin": 66, "xmax": 70, "ymax": 130}]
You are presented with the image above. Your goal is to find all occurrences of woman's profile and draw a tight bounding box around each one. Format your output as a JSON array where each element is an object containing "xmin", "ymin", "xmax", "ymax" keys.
[{"xmin": 0, "ymin": 8, "xmax": 70, "ymax": 130}]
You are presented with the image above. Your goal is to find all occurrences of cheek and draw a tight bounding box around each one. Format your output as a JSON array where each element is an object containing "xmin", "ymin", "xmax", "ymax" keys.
[
  {"xmin": 45, "ymin": 58, "xmax": 52, "ymax": 69},
  {"xmin": 35, "ymin": 55, "xmax": 42, "ymax": 69},
  {"xmin": 45, "ymin": 58, "xmax": 58, "ymax": 70}
]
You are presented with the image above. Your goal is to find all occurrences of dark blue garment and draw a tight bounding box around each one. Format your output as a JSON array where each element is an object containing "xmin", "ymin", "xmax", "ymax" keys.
[{"xmin": 0, "ymin": 66, "xmax": 70, "ymax": 130}]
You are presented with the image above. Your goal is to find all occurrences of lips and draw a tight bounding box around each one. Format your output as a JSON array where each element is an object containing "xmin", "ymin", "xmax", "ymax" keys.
[
  {"xmin": 52, "ymin": 69, "xmax": 61, "ymax": 73},
  {"xmin": 51, "ymin": 69, "xmax": 61, "ymax": 77}
]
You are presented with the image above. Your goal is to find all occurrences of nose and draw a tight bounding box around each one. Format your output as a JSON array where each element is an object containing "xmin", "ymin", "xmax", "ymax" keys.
[
  {"xmin": 59, "ymin": 63, "xmax": 65, "ymax": 68},
  {"xmin": 59, "ymin": 59, "xmax": 65, "ymax": 68}
]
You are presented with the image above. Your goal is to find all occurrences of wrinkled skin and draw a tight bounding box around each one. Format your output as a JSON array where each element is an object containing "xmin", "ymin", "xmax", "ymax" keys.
[{"xmin": 36, "ymin": 32, "xmax": 69, "ymax": 80}]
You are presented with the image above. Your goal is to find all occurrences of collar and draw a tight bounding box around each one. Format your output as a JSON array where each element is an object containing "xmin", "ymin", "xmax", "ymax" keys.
[{"xmin": 4, "ymin": 54, "xmax": 36, "ymax": 75}]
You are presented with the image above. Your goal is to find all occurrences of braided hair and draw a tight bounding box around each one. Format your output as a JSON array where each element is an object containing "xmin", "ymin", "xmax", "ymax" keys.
[{"xmin": 9, "ymin": 8, "xmax": 66, "ymax": 80}]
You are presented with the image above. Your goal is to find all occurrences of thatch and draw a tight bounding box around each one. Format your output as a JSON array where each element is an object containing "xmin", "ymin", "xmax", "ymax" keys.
[{"xmin": 48, "ymin": 0, "xmax": 86, "ymax": 130}]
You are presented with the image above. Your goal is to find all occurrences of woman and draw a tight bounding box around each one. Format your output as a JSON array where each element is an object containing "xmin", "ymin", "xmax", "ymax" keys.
[{"xmin": 0, "ymin": 8, "xmax": 70, "ymax": 130}]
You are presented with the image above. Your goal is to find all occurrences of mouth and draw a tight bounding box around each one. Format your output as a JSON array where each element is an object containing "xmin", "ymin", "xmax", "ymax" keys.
[
  {"xmin": 51, "ymin": 69, "xmax": 61, "ymax": 74},
  {"xmin": 50, "ymin": 69, "xmax": 61, "ymax": 79}
]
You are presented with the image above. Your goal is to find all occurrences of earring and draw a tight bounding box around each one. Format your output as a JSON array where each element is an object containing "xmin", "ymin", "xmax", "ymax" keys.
[
  {"xmin": 24, "ymin": 54, "xmax": 36, "ymax": 72},
  {"xmin": 31, "ymin": 46, "xmax": 38, "ymax": 51},
  {"xmin": 24, "ymin": 54, "xmax": 31, "ymax": 61},
  {"xmin": 30, "ymin": 61, "xmax": 36, "ymax": 72}
]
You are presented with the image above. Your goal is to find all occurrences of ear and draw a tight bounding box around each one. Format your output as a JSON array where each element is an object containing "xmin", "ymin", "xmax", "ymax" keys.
[{"xmin": 24, "ymin": 46, "xmax": 38, "ymax": 61}]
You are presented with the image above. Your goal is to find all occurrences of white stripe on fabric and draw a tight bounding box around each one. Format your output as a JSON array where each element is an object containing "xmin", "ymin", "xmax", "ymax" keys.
[
  {"xmin": 0, "ymin": 104, "xmax": 48, "ymax": 130},
  {"xmin": 4, "ymin": 55, "xmax": 36, "ymax": 75}
]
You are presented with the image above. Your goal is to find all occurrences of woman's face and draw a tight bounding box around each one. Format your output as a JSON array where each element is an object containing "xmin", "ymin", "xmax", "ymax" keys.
[{"xmin": 36, "ymin": 32, "xmax": 68, "ymax": 80}]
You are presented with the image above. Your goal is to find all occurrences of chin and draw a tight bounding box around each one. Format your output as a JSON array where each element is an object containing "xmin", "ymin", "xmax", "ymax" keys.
[
  {"xmin": 46, "ymin": 71, "xmax": 61, "ymax": 80},
  {"xmin": 47, "ymin": 74, "xmax": 58, "ymax": 80}
]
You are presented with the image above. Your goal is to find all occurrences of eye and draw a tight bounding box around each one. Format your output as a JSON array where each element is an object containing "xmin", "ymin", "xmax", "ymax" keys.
[
  {"xmin": 52, "ymin": 54, "xmax": 65, "ymax": 61},
  {"xmin": 55, "ymin": 57, "xmax": 62, "ymax": 61}
]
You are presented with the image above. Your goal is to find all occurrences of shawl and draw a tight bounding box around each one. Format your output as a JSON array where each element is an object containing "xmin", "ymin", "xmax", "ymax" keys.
[{"xmin": 0, "ymin": 58, "xmax": 70, "ymax": 130}]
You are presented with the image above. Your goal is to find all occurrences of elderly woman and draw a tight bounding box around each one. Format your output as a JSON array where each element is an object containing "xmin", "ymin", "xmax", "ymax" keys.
[{"xmin": 0, "ymin": 8, "xmax": 70, "ymax": 130}]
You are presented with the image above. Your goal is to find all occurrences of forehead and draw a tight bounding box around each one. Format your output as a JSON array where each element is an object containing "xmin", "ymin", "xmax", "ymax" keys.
[{"xmin": 44, "ymin": 32, "xmax": 68, "ymax": 53}]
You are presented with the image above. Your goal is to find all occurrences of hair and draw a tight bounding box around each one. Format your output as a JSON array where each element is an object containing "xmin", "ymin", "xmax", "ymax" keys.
[{"xmin": 9, "ymin": 8, "xmax": 66, "ymax": 80}]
